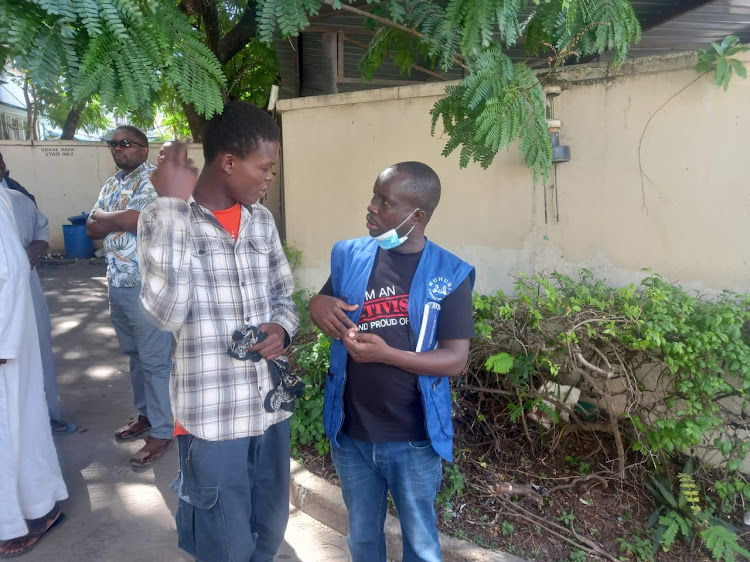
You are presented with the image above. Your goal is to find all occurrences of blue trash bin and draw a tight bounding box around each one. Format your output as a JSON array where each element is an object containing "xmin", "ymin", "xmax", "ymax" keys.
[{"xmin": 63, "ymin": 212, "xmax": 94, "ymax": 259}]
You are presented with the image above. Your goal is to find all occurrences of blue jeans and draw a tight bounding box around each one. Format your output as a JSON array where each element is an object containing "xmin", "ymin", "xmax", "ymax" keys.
[
  {"xmin": 108, "ymin": 285, "xmax": 173, "ymax": 439},
  {"xmin": 330, "ymin": 433, "xmax": 443, "ymax": 562},
  {"xmin": 170, "ymin": 419, "xmax": 291, "ymax": 562}
]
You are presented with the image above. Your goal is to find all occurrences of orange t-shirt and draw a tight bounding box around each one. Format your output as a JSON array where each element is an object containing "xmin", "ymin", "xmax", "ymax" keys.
[
  {"xmin": 174, "ymin": 421, "xmax": 189, "ymax": 437},
  {"xmin": 173, "ymin": 202, "xmax": 242, "ymax": 437},
  {"xmin": 212, "ymin": 202, "xmax": 242, "ymax": 241}
]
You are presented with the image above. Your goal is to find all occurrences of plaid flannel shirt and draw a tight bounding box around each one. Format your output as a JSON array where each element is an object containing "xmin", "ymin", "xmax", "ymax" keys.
[{"xmin": 138, "ymin": 197, "xmax": 300, "ymax": 441}]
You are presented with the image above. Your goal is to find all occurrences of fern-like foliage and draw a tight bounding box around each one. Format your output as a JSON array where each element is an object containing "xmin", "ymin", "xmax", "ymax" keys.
[
  {"xmin": 658, "ymin": 511, "xmax": 691, "ymax": 550},
  {"xmin": 154, "ymin": 9, "xmax": 226, "ymax": 118},
  {"xmin": 2, "ymin": 2, "xmax": 80, "ymax": 88},
  {"xmin": 646, "ymin": 465, "xmax": 750, "ymax": 561},
  {"xmin": 409, "ymin": 0, "xmax": 462, "ymax": 72},
  {"xmin": 1, "ymin": 0, "xmax": 225, "ymax": 120},
  {"xmin": 430, "ymin": 46, "xmax": 551, "ymax": 180},
  {"xmin": 677, "ymin": 472, "xmax": 702, "ymax": 516},
  {"xmin": 359, "ymin": 26, "xmax": 433, "ymax": 80},
  {"xmin": 441, "ymin": 0, "xmax": 528, "ymax": 56},
  {"xmin": 359, "ymin": 0, "xmax": 462, "ymax": 74},
  {"xmin": 701, "ymin": 524, "xmax": 750, "ymax": 562},
  {"xmin": 298, "ymin": 0, "xmax": 638, "ymax": 181},
  {"xmin": 1, "ymin": 0, "xmax": 643, "ymax": 176},
  {"xmin": 526, "ymin": 0, "xmax": 641, "ymax": 67},
  {"xmin": 1, "ymin": 0, "xmax": 644, "ymax": 178},
  {"xmin": 256, "ymin": 0, "xmax": 324, "ymax": 43}
]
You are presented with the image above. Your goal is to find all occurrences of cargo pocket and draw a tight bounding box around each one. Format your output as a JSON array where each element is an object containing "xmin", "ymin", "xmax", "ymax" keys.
[
  {"xmin": 170, "ymin": 470, "xmax": 219, "ymax": 509},
  {"xmin": 170, "ymin": 471, "xmax": 227, "ymax": 560}
]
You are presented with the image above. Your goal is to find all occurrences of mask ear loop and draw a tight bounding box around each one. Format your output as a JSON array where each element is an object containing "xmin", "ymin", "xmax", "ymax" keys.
[
  {"xmin": 400, "ymin": 224, "xmax": 416, "ymax": 240},
  {"xmin": 374, "ymin": 208, "xmax": 421, "ymax": 245},
  {"xmin": 394, "ymin": 208, "xmax": 420, "ymax": 231},
  {"xmin": 396, "ymin": 209, "xmax": 420, "ymax": 243}
]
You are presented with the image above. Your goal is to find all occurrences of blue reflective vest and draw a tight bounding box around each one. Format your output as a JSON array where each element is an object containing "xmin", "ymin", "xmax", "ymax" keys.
[{"xmin": 322, "ymin": 236, "xmax": 475, "ymax": 462}]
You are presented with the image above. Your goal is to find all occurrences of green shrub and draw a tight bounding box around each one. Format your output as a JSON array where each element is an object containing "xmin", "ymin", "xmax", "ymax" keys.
[
  {"xmin": 471, "ymin": 271, "xmax": 750, "ymax": 474},
  {"xmin": 282, "ymin": 243, "xmax": 316, "ymax": 338},
  {"xmin": 436, "ymin": 464, "xmax": 465, "ymax": 508},
  {"xmin": 290, "ymin": 332, "xmax": 331, "ymax": 456},
  {"xmin": 292, "ymin": 288, "xmax": 316, "ymax": 338},
  {"xmin": 466, "ymin": 270, "xmax": 750, "ymax": 560}
]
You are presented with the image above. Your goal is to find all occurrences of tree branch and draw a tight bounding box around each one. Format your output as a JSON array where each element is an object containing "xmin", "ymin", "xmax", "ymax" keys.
[
  {"xmin": 219, "ymin": 3, "xmax": 258, "ymax": 64},
  {"xmin": 455, "ymin": 384, "xmax": 516, "ymax": 396},
  {"xmin": 324, "ymin": 0, "xmax": 423, "ymax": 40},
  {"xmin": 545, "ymin": 474, "xmax": 609, "ymax": 495},
  {"xmin": 323, "ymin": 0, "xmax": 466, "ymax": 70},
  {"xmin": 495, "ymin": 497, "xmax": 620, "ymax": 562},
  {"xmin": 344, "ymin": 36, "xmax": 449, "ymax": 81},
  {"xmin": 574, "ymin": 351, "xmax": 614, "ymax": 379},
  {"xmin": 198, "ymin": 0, "xmax": 221, "ymax": 55}
]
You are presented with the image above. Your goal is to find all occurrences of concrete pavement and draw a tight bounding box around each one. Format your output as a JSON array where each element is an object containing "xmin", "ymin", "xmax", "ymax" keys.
[{"xmin": 23, "ymin": 259, "xmax": 521, "ymax": 562}]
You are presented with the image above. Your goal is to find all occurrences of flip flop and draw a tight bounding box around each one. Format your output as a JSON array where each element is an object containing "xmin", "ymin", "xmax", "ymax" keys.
[
  {"xmin": 51, "ymin": 420, "xmax": 77, "ymax": 435},
  {"xmin": 0, "ymin": 511, "xmax": 66, "ymax": 558}
]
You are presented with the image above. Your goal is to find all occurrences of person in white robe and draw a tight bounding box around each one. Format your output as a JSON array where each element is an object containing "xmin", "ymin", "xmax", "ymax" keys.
[
  {"xmin": 0, "ymin": 186, "xmax": 68, "ymax": 555},
  {"xmin": 5, "ymin": 188, "xmax": 75, "ymax": 434}
]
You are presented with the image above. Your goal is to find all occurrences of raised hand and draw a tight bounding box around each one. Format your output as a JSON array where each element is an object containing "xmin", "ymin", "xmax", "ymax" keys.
[{"xmin": 151, "ymin": 141, "xmax": 199, "ymax": 201}]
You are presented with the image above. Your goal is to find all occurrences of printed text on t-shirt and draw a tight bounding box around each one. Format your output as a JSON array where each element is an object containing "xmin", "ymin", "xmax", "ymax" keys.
[{"xmin": 358, "ymin": 286, "xmax": 410, "ymax": 331}]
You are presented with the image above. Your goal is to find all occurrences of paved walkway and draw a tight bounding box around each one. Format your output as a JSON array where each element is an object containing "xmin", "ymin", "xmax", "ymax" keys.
[{"xmin": 24, "ymin": 260, "xmax": 349, "ymax": 562}]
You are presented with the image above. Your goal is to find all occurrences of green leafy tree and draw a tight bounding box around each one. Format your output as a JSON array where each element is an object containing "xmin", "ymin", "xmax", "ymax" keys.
[
  {"xmin": 166, "ymin": 0, "xmax": 280, "ymax": 140},
  {"xmin": 0, "ymin": 0, "xmax": 226, "ymax": 138},
  {"xmin": 2, "ymin": 0, "xmax": 641, "ymax": 178},
  {"xmin": 34, "ymin": 89, "xmax": 111, "ymax": 139},
  {"xmin": 257, "ymin": 0, "xmax": 641, "ymax": 181}
]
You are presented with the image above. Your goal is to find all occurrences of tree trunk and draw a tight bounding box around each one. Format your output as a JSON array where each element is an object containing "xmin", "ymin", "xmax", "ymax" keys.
[
  {"xmin": 23, "ymin": 80, "xmax": 35, "ymax": 140},
  {"xmin": 183, "ymin": 102, "xmax": 206, "ymax": 142},
  {"xmin": 175, "ymin": 1, "xmax": 258, "ymax": 135},
  {"xmin": 31, "ymin": 84, "xmax": 40, "ymax": 140},
  {"xmin": 61, "ymin": 104, "xmax": 85, "ymax": 140}
]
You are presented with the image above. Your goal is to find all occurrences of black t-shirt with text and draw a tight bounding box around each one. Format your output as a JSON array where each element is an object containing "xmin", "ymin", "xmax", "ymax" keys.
[{"xmin": 320, "ymin": 246, "xmax": 474, "ymax": 443}]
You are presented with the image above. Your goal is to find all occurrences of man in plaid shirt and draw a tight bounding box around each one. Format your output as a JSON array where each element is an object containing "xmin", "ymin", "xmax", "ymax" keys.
[{"xmin": 138, "ymin": 102, "xmax": 299, "ymax": 562}]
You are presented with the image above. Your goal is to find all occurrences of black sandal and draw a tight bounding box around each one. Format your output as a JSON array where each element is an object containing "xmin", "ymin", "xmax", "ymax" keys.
[{"xmin": 0, "ymin": 505, "xmax": 66, "ymax": 558}]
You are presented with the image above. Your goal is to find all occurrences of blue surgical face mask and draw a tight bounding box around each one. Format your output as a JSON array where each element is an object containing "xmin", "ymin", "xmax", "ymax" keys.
[{"xmin": 373, "ymin": 208, "xmax": 419, "ymax": 250}]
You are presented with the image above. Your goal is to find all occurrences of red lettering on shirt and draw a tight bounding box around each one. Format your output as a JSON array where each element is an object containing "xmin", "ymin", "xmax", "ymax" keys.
[{"xmin": 360, "ymin": 295, "xmax": 409, "ymax": 322}]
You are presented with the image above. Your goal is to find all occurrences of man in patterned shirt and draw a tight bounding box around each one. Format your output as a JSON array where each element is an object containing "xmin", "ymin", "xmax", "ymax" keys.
[
  {"xmin": 138, "ymin": 102, "xmax": 299, "ymax": 562},
  {"xmin": 86, "ymin": 125, "xmax": 173, "ymax": 466}
]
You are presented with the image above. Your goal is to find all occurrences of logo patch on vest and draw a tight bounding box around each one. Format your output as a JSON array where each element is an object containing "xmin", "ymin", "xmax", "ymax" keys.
[{"xmin": 428, "ymin": 276, "xmax": 453, "ymax": 302}]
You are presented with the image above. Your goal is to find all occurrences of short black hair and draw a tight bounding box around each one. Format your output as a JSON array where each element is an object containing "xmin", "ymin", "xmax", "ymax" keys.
[
  {"xmin": 114, "ymin": 125, "xmax": 148, "ymax": 146},
  {"xmin": 390, "ymin": 161, "xmax": 441, "ymax": 217},
  {"xmin": 202, "ymin": 101, "xmax": 280, "ymax": 164}
]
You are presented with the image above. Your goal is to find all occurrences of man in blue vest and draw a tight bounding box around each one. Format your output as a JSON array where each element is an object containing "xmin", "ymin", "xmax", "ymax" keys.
[{"xmin": 309, "ymin": 162, "xmax": 476, "ymax": 562}]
